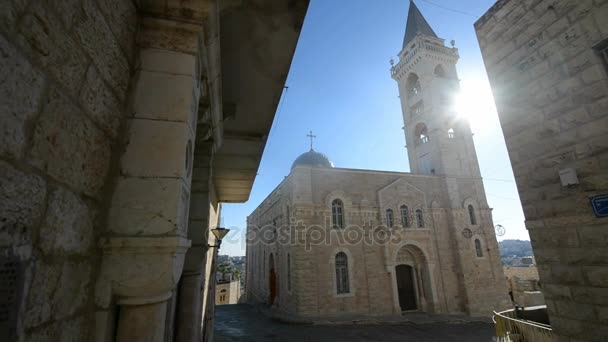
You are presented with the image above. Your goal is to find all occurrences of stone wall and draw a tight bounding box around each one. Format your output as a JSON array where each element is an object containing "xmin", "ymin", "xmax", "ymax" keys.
[
  {"xmin": 1, "ymin": 0, "xmax": 137, "ymax": 340},
  {"xmin": 475, "ymin": 0, "xmax": 608, "ymax": 340}
]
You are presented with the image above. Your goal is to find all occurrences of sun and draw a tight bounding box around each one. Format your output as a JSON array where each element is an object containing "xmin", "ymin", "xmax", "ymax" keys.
[{"xmin": 453, "ymin": 79, "xmax": 498, "ymax": 134}]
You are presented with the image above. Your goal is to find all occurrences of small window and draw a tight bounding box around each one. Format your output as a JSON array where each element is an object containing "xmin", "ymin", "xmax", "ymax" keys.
[
  {"xmin": 415, "ymin": 123, "xmax": 429, "ymax": 145},
  {"xmin": 475, "ymin": 239, "xmax": 483, "ymax": 257},
  {"xmin": 468, "ymin": 204, "xmax": 477, "ymax": 225},
  {"xmin": 406, "ymin": 74, "xmax": 421, "ymax": 99},
  {"xmin": 411, "ymin": 101, "xmax": 424, "ymax": 115},
  {"xmin": 332, "ymin": 199, "xmax": 345, "ymax": 228},
  {"xmin": 448, "ymin": 128, "xmax": 455, "ymax": 139},
  {"xmin": 434, "ymin": 64, "xmax": 446, "ymax": 77},
  {"xmin": 400, "ymin": 205, "xmax": 410, "ymax": 228},
  {"xmin": 386, "ymin": 209, "xmax": 394, "ymax": 227},
  {"xmin": 335, "ymin": 252, "xmax": 350, "ymax": 294},
  {"xmin": 416, "ymin": 209, "xmax": 424, "ymax": 228}
]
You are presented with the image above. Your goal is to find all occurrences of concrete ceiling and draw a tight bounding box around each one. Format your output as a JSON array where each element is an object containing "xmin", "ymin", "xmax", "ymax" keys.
[{"xmin": 213, "ymin": 0, "xmax": 309, "ymax": 203}]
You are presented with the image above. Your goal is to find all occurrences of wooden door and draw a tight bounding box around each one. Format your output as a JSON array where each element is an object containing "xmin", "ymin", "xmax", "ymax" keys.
[{"xmin": 396, "ymin": 264, "xmax": 417, "ymax": 311}]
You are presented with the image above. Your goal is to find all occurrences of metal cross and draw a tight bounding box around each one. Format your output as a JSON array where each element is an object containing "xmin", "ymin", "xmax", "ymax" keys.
[{"xmin": 306, "ymin": 130, "xmax": 316, "ymax": 150}]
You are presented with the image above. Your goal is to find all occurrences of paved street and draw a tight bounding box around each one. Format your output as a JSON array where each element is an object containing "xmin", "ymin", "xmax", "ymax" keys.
[{"xmin": 214, "ymin": 305, "xmax": 495, "ymax": 341}]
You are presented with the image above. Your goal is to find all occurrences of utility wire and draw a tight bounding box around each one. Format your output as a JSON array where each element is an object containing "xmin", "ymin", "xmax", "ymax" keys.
[
  {"xmin": 419, "ymin": 0, "xmax": 480, "ymax": 19},
  {"xmin": 263, "ymin": 86, "xmax": 289, "ymax": 157}
]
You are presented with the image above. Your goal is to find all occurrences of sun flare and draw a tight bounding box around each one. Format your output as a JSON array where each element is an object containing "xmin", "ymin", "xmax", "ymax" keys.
[{"xmin": 454, "ymin": 79, "xmax": 498, "ymax": 134}]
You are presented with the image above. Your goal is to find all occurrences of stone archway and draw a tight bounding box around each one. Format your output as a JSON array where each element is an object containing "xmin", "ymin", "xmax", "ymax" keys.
[
  {"xmin": 392, "ymin": 245, "xmax": 434, "ymax": 313},
  {"xmin": 268, "ymin": 253, "xmax": 277, "ymax": 305}
]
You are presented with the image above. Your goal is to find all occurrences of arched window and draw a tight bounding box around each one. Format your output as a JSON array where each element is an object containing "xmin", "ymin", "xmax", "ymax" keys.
[
  {"xmin": 468, "ymin": 204, "xmax": 477, "ymax": 225},
  {"xmin": 434, "ymin": 64, "xmax": 446, "ymax": 77},
  {"xmin": 475, "ymin": 239, "xmax": 483, "ymax": 257},
  {"xmin": 406, "ymin": 73, "xmax": 421, "ymax": 98},
  {"xmin": 332, "ymin": 199, "xmax": 345, "ymax": 228},
  {"xmin": 411, "ymin": 101, "xmax": 424, "ymax": 115},
  {"xmin": 287, "ymin": 254, "xmax": 292, "ymax": 291},
  {"xmin": 415, "ymin": 123, "xmax": 429, "ymax": 145},
  {"xmin": 386, "ymin": 209, "xmax": 394, "ymax": 227},
  {"xmin": 416, "ymin": 209, "xmax": 424, "ymax": 228},
  {"xmin": 400, "ymin": 205, "xmax": 410, "ymax": 228},
  {"xmin": 335, "ymin": 252, "xmax": 350, "ymax": 294},
  {"xmin": 448, "ymin": 128, "xmax": 455, "ymax": 139}
]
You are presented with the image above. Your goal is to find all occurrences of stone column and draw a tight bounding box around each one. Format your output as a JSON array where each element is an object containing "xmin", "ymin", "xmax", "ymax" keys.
[
  {"xmin": 116, "ymin": 300, "xmax": 168, "ymax": 342},
  {"xmin": 95, "ymin": 3, "xmax": 208, "ymax": 340}
]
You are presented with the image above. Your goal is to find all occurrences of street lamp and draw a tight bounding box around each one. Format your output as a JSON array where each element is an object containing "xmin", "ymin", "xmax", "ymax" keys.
[{"xmin": 209, "ymin": 227, "xmax": 230, "ymax": 248}]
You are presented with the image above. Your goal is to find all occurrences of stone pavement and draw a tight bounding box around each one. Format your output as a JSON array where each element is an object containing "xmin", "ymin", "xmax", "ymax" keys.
[{"xmin": 214, "ymin": 304, "xmax": 496, "ymax": 341}]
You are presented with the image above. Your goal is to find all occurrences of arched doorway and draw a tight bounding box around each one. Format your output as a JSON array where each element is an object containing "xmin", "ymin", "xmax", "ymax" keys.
[
  {"xmin": 396, "ymin": 264, "xmax": 417, "ymax": 311},
  {"xmin": 268, "ymin": 253, "xmax": 277, "ymax": 305},
  {"xmin": 392, "ymin": 245, "xmax": 433, "ymax": 313}
]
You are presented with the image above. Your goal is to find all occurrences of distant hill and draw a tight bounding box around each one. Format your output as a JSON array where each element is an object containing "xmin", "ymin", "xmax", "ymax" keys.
[{"xmin": 499, "ymin": 239, "xmax": 533, "ymax": 258}]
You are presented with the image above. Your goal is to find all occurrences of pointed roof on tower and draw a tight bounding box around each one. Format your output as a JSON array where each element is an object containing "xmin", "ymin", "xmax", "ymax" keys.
[{"xmin": 402, "ymin": 0, "xmax": 438, "ymax": 48}]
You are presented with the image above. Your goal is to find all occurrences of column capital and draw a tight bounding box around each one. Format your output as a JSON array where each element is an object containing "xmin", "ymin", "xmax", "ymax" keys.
[{"xmin": 98, "ymin": 236, "xmax": 191, "ymax": 304}]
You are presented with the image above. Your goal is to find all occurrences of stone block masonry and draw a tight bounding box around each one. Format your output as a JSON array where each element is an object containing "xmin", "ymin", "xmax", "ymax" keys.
[
  {"xmin": 475, "ymin": 0, "xmax": 608, "ymax": 341},
  {"xmin": 0, "ymin": 0, "xmax": 136, "ymax": 340}
]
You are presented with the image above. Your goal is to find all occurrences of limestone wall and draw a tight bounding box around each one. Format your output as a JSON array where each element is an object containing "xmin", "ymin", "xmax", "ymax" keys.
[
  {"xmin": 475, "ymin": 0, "xmax": 608, "ymax": 340},
  {"xmin": 1, "ymin": 0, "xmax": 137, "ymax": 340}
]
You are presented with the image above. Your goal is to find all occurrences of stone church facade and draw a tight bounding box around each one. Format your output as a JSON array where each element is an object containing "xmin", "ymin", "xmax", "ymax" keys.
[{"xmin": 246, "ymin": 2, "xmax": 510, "ymax": 320}]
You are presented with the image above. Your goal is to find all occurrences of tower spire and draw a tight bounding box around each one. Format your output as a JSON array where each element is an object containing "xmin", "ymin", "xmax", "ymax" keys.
[{"xmin": 403, "ymin": 0, "xmax": 438, "ymax": 48}]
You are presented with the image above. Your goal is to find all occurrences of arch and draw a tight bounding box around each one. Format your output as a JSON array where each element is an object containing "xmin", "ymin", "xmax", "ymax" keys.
[
  {"xmin": 386, "ymin": 208, "xmax": 394, "ymax": 227},
  {"xmin": 400, "ymin": 205, "xmax": 410, "ymax": 228},
  {"xmin": 220, "ymin": 289, "xmax": 227, "ymax": 293},
  {"xmin": 331, "ymin": 199, "xmax": 345, "ymax": 228},
  {"xmin": 414, "ymin": 123, "xmax": 429, "ymax": 145},
  {"xmin": 335, "ymin": 252, "xmax": 350, "ymax": 294},
  {"xmin": 268, "ymin": 253, "xmax": 277, "ymax": 305},
  {"xmin": 474, "ymin": 239, "xmax": 483, "ymax": 257},
  {"xmin": 330, "ymin": 248, "xmax": 355, "ymax": 297},
  {"xmin": 415, "ymin": 209, "xmax": 424, "ymax": 228},
  {"xmin": 406, "ymin": 73, "xmax": 421, "ymax": 98},
  {"xmin": 468, "ymin": 204, "xmax": 477, "ymax": 225},
  {"xmin": 434, "ymin": 64, "xmax": 446, "ymax": 77},
  {"xmin": 393, "ymin": 244, "xmax": 434, "ymax": 313}
]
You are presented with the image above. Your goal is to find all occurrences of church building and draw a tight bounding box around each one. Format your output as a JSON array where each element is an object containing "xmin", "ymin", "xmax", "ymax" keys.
[{"xmin": 246, "ymin": 1, "xmax": 510, "ymax": 319}]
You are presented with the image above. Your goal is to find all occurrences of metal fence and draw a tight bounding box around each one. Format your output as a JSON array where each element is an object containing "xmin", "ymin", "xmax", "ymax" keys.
[{"xmin": 493, "ymin": 309, "xmax": 553, "ymax": 342}]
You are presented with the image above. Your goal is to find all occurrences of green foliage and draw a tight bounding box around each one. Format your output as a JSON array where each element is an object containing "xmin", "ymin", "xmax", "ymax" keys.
[{"xmin": 499, "ymin": 239, "xmax": 533, "ymax": 258}]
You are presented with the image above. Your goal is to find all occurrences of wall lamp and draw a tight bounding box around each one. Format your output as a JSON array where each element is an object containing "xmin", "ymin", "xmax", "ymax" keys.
[{"xmin": 209, "ymin": 227, "xmax": 230, "ymax": 248}]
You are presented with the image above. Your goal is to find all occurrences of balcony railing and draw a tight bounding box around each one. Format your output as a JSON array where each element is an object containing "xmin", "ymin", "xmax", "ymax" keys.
[{"xmin": 493, "ymin": 308, "xmax": 553, "ymax": 342}]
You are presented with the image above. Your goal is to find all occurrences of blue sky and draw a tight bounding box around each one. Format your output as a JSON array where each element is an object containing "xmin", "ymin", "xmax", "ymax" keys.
[{"xmin": 219, "ymin": 0, "xmax": 529, "ymax": 256}]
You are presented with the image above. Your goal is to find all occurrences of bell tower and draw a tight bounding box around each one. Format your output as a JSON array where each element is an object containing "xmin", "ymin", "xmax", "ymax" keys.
[{"xmin": 391, "ymin": 1, "xmax": 481, "ymax": 178}]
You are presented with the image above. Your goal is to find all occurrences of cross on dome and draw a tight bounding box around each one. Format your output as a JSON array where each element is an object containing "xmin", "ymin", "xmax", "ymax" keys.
[{"xmin": 306, "ymin": 130, "xmax": 317, "ymax": 150}]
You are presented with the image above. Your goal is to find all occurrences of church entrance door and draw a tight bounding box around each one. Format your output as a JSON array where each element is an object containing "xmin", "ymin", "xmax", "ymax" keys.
[
  {"xmin": 268, "ymin": 253, "xmax": 277, "ymax": 305},
  {"xmin": 396, "ymin": 264, "xmax": 417, "ymax": 311}
]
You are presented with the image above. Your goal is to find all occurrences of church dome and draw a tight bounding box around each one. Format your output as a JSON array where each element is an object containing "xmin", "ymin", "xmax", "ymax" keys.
[{"xmin": 291, "ymin": 149, "xmax": 334, "ymax": 170}]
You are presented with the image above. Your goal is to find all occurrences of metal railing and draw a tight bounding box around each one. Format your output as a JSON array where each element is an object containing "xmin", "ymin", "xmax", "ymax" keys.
[{"xmin": 493, "ymin": 309, "xmax": 553, "ymax": 342}]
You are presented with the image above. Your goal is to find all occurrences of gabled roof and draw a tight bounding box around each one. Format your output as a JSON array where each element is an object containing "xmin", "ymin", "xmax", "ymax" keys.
[{"xmin": 402, "ymin": 0, "xmax": 438, "ymax": 48}]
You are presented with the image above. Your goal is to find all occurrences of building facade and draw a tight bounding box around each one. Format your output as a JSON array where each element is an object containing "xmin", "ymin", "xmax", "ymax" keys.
[
  {"xmin": 216, "ymin": 279, "xmax": 241, "ymax": 305},
  {"xmin": 246, "ymin": 2, "xmax": 510, "ymax": 320},
  {"xmin": 475, "ymin": 0, "xmax": 608, "ymax": 340},
  {"xmin": 0, "ymin": 1, "xmax": 308, "ymax": 341}
]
